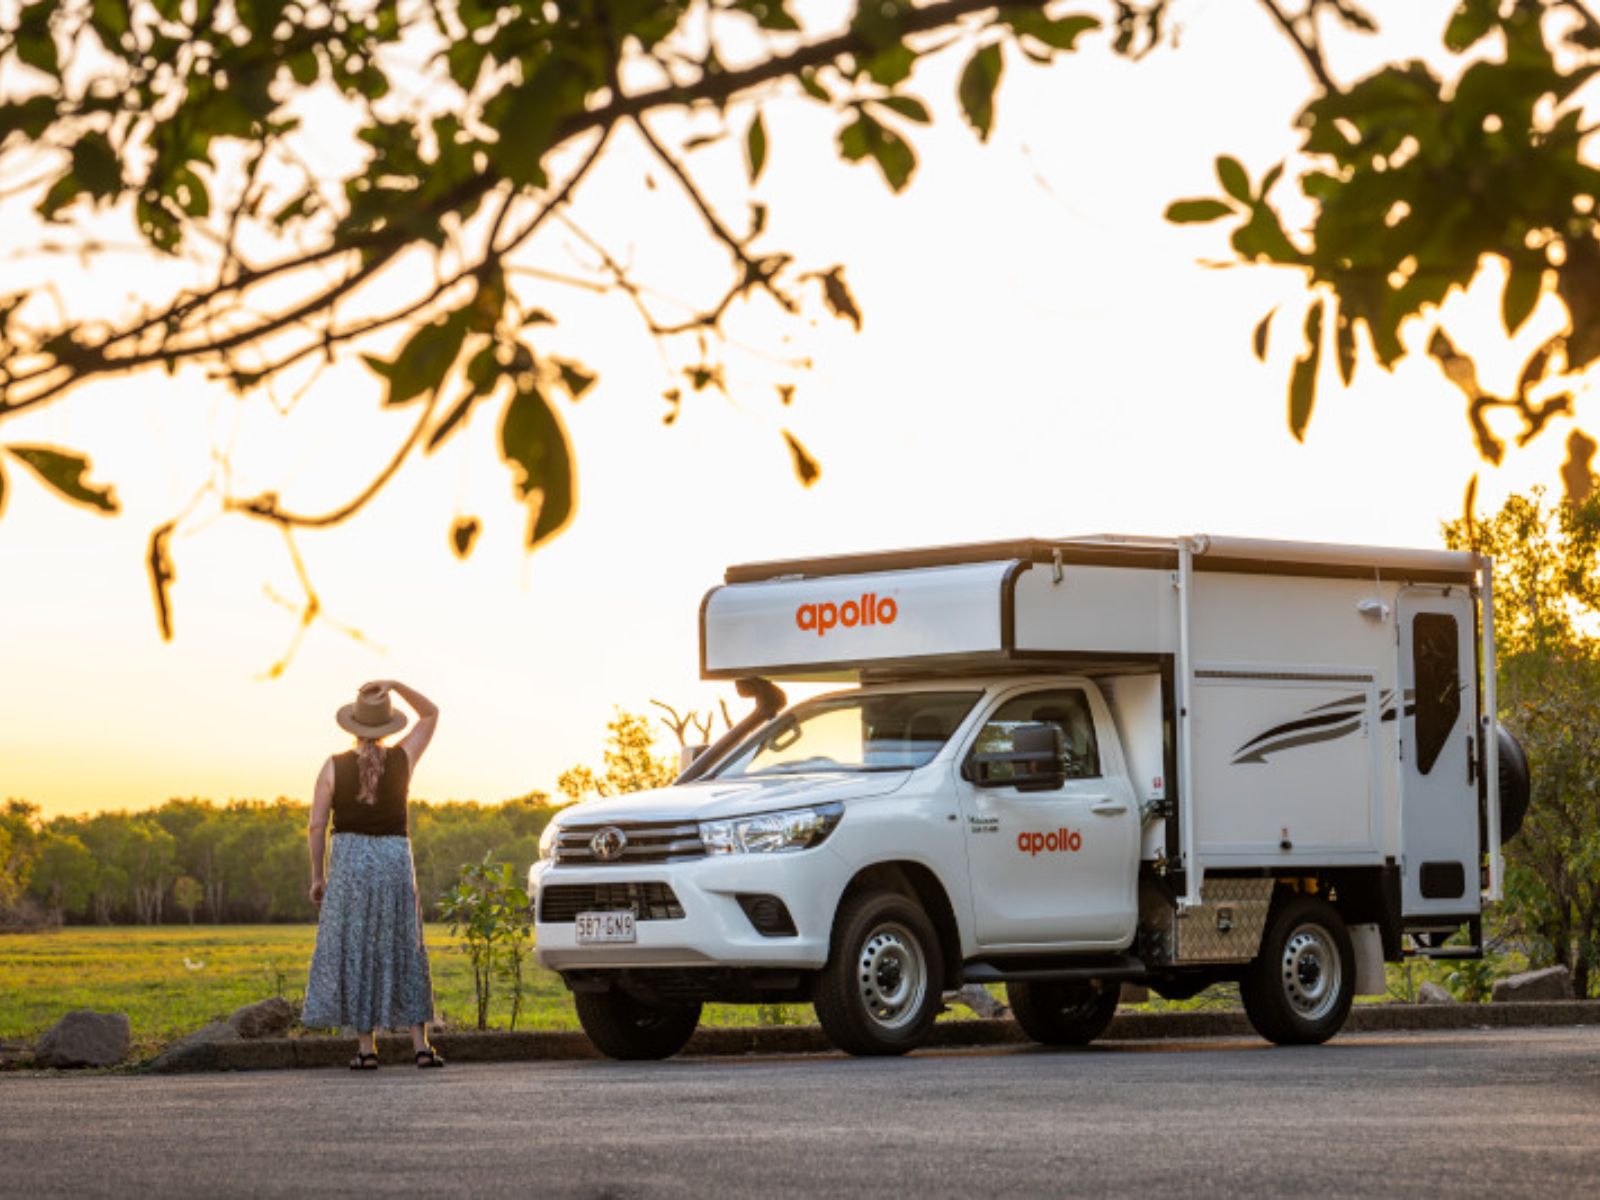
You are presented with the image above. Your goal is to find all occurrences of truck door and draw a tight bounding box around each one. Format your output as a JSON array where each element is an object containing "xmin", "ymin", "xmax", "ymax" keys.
[
  {"xmin": 957, "ymin": 687, "xmax": 1139, "ymax": 950},
  {"xmin": 1397, "ymin": 589, "xmax": 1479, "ymax": 918}
]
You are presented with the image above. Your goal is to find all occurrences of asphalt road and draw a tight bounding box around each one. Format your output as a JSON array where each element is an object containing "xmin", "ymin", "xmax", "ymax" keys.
[{"xmin": 2, "ymin": 1027, "xmax": 1598, "ymax": 1198}]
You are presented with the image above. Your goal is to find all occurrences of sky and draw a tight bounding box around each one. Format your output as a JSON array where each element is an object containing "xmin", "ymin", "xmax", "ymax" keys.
[{"xmin": 0, "ymin": 0, "xmax": 1587, "ymax": 818}]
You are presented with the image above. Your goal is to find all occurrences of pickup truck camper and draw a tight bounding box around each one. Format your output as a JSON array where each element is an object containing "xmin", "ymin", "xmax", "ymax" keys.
[{"xmin": 532, "ymin": 535, "xmax": 1532, "ymax": 1059}]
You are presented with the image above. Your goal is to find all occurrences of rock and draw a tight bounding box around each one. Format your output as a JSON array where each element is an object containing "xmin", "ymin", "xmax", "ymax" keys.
[
  {"xmin": 945, "ymin": 984, "xmax": 1008, "ymax": 1019},
  {"xmin": 228, "ymin": 997, "xmax": 295, "ymax": 1040},
  {"xmin": 1416, "ymin": 981, "xmax": 1457, "ymax": 1005},
  {"xmin": 1119, "ymin": 984, "xmax": 1150, "ymax": 1005},
  {"xmin": 34, "ymin": 1011, "xmax": 130, "ymax": 1068},
  {"xmin": 145, "ymin": 1021, "xmax": 241, "ymax": 1073},
  {"xmin": 1491, "ymin": 965, "xmax": 1574, "ymax": 1003}
]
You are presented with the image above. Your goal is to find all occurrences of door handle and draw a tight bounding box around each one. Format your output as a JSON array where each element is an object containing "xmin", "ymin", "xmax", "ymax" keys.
[{"xmin": 1091, "ymin": 801, "xmax": 1128, "ymax": 816}]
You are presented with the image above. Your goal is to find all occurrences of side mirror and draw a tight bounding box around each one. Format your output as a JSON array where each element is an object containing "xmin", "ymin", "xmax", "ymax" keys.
[
  {"xmin": 971, "ymin": 723, "xmax": 1067, "ymax": 792},
  {"xmin": 679, "ymin": 744, "xmax": 708, "ymax": 774}
]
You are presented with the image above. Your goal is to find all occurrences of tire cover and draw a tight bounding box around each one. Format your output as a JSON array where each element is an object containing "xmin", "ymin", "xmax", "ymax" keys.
[{"xmin": 1495, "ymin": 726, "xmax": 1531, "ymax": 843}]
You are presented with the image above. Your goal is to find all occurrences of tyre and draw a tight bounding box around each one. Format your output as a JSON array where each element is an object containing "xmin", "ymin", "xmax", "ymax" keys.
[
  {"xmin": 572, "ymin": 990, "xmax": 701, "ymax": 1061},
  {"xmin": 814, "ymin": 889, "xmax": 944, "ymax": 1056},
  {"xmin": 1008, "ymin": 979, "xmax": 1121, "ymax": 1047},
  {"xmin": 1491, "ymin": 726, "xmax": 1532, "ymax": 844},
  {"xmin": 1240, "ymin": 895, "xmax": 1355, "ymax": 1046}
]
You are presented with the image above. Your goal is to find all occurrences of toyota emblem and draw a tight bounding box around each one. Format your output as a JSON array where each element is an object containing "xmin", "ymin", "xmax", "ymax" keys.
[{"xmin": 590, "ymin": 826, "xmax": 628, "ymax": 862}]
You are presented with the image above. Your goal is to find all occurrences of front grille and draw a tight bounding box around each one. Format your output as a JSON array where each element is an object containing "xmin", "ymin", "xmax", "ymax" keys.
[
  {"xmin": 539, "ymin": 882, "xmax": 685, "ymax": 923},
  {"xmin": 554, "ymin": 821, "xmax": 704, "ymax": 865}
]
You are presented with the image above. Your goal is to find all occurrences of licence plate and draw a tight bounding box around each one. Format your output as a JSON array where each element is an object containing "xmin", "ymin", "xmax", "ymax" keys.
[{"xmin": 575, "ymin": 910, "xmax": 636, "ymax": 944}]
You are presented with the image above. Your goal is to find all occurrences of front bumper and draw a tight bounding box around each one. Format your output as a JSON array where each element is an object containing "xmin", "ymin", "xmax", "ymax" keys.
[{"xmin": 531, "ymin": 845, "xmax": 850, "ymax": 972}]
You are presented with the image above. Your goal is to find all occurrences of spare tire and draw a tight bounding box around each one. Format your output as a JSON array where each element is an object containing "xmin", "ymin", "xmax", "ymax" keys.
[{"xmin": 1483, "ymin": 726, "xmax": 1531, "ymax": 844}]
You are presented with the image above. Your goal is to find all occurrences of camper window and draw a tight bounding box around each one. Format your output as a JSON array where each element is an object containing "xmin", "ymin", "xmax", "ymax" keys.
[
  {"xmin": 713, "ymin": 691, "xmax": 982, "ymax": 778},
  {"xmin": 969, "ymin": 689, "xmax": 1101, "ymax": 783},
  {"xmin": 1412, "ymin": 612, "xmax": 1462, "ymax": 776}
]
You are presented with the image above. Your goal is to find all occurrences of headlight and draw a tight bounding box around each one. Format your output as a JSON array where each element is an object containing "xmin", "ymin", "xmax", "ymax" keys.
[
  {"xmin": 700, "ymin": 802, "xmax": 843, "ymax": 855},
  {"xmin": 538, "ymin": 822, "xmax": 559, "ymax": 862}
]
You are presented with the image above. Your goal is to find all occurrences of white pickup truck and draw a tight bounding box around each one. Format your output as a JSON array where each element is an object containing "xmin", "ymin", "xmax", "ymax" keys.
[{"xmin": 531, "ymin": 536, "xmax": 1530, "ymax": 1059}]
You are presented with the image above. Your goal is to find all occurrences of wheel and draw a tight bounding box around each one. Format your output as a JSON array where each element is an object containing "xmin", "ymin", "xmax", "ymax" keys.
[
  {"xmin": 1241, "ymin": 895, "xmax": 1355, "ymax": 1046},
  {"xmin": 1007, "ymin": 979, "xmax": 1121, "ymax": 1047},
  {"xmin": 572, "ymin": 990, "xmax": 701, "ymax": 1061},
  {"xmin": 813, "ymin": 889, "xmax": 944, "ymax": 1056},
  {"xmin": 1486, "ymin": 726, "xmax": 1531, "ymax": 844}
]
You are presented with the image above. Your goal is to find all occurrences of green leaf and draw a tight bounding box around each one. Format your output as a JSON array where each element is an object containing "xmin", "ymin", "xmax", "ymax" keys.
[
  {"xmin": 499, "ymin": 385, "xmax": 575, "ymax": 548},
  {"xmin": 1288, "ymin": 300, "xmax": 1325, "ymax": 442},
  {"xmin": 554, "ymin": 359, "xmax": 596, "ymax": 401},
  {"xmin": 70, "ymin": 132, "xmax": 121, "ymax": 200},
  {"xmin": 1335, "ymin": 309, "xmax": 1357, "ymax": 387},
  {"xmin": 1215, "ymin": 156, "xmax": 1251, "ymax": 204},
  {"xmin": 147, "ymin": 520, "xmax": 176, "ymax": 641},
  {"xmin": 488, "ymin": 59, "xmax": 591, "ymax": 188},
  {"xmin": 851, "ymin": 0, "xmax": 910, "ymax": 52},
  {"xmin": 838, "ymin": 115, "xmax": 871, "ymax": 162},
  {"xmin": 782, "ymin": 430, "xmax": 821, "ymax": 487},
  {"xmin": 16, "ymin": 1, "xmax": 58, "ymax": 78},
  {"xmin": 1502, "ymin": 260, "xmax": 1542, "ymax": 336},
  {"xmin": 1164, "ymin": 198, "xmax": 1234, "ymax": 223},
  {"xmin": 745, "ymin": 112, "xmax": 768, "ymax": 184},
  {"xmin": 0, "ymin": 95, "xmax": 58, "ymax": 143},
  {"xmin": 447, "ymin": 38, "xmax": 488, "ymax": 91},
  {"xmin": 1444, "ymin": 0, "xmax": 1498, "ymax": 53},
  {"xmin": 90, "ymin": 0, "xmax": 131, "ymax": 43},
  {"xmin": 1004, "ymin": 11, "xmax": 1099, "ymax": 52},
  {"xmin": 958, "ymin": 43, "xmax": 1004, "ymax": 142},
  {"xmin": 364, "ymin": 309, "xmax": 470, "ymax": 406},
  {"xmin": 798, "ymin": 68, "xmax": 831, "ymax": 102},
  {"xmin": 868, "ymin": 122, "xmax": 915, "ymax": 191},
  {"xmin": 288, "ymin": 49, "xmax": 319, "ymax": 87},
  {"xmin": 450, "ymin": 516, "xmax": 480, "ymax": 560},
  {"xmin": 874, "ymin": 95, "xmax": 930, "ymax": 124},
  {"xmin": 865, "ymin": 43, "xmax": 916, "ymax": 87},
  {"xmin": 5, "ymin": 445, "xmax": 120, "ymax": 512},
  {"xmin": 427, "ymin": 390, "xmax": 480, "ymax": 453},
  {"xmin": 1301, "ymin": 171, "xmax": 1342, "ymax": 201},
  {"xmin": 814, "ymin": 266, "xmax": 862, "ymax": 330},
  {"xmin": 738, "ymin": 0, "xmax": 800, "ymax": 32},
  {"xmin": 1253, "ymin": 308, "xmax": 1275, "ymax": 362}
]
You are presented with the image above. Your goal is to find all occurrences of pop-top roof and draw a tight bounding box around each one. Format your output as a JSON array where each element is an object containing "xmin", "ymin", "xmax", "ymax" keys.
[
  {"xmin": 701, "ymin": 535, "xmax": 1484, "ymax": 681},
  {"xmin": 724, "ymin": 534, "xmax": 1482, "ymax": 586}
]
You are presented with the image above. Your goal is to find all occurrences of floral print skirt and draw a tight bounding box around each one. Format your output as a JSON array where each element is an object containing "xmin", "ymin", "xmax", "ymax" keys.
[{"xmin": 302, "ymin": 833, "xmax": 435, "ymax": 1031}]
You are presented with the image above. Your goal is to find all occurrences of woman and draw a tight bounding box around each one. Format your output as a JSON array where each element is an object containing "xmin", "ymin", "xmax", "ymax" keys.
[{"xmin": 302, "ymin": 679, "xmax": 444, "ymax": 1069}]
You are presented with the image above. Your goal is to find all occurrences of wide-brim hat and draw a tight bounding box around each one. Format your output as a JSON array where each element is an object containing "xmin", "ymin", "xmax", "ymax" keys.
[{"xmin": 337, "ymin": 684, "xmax": 408, "ymax": 739}]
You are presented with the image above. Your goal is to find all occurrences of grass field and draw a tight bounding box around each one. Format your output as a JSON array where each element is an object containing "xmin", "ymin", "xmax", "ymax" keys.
[
  {"xmin": 2, "ymin": 925, "xmax": 1514, "ymax": 1054},
  {"xmin": 0, "ymin": 925, "xmax": 795, "ymax": 1052}
]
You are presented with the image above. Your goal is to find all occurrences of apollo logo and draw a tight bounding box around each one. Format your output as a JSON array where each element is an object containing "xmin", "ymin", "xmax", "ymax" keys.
[
  {"xmin": 1018, "ymin": 828, "xmax": 1082, "ymax": 856},
  {"xmin": 795, "ymin": 593, "xmax": 898, "ymax": 637}
]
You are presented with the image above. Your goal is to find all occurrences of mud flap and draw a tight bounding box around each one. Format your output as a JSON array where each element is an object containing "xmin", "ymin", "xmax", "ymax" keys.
[{"xmin": 1350, "ymin": 923, "xmax": 1386, "ymax": 996}]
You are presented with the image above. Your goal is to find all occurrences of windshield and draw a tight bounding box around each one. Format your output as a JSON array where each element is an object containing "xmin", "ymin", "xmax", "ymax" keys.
[{"xmin": 712, "ymin": 691, "xmax": 983, "ymax": 778}]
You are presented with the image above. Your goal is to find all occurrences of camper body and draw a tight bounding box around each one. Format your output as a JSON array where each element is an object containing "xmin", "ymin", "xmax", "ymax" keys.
[{"xmin": 532, "ymin": 536, "xmax": 1524, "ymax": 1059}]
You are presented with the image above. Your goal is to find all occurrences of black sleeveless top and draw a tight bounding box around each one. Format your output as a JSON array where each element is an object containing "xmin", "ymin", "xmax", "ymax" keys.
[{"xmin": 331, "ymin": 746, "xmax": 410, "ymax": 837}]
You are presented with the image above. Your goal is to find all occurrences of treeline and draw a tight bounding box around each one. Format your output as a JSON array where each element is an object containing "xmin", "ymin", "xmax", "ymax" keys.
[{"xmin": 0, "ymin": 793, "xmax": 559, "ymax": 928}]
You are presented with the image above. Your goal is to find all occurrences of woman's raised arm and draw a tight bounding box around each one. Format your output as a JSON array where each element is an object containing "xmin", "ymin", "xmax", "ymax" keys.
[{"xmin": 375, "ymin": 679, "xmax": 439, "ymax": 770}]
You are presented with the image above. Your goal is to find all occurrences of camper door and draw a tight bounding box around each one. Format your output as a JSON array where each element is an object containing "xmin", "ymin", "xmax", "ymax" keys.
[{"xmin": 1397, "ymin": 588, "xmax": 1479, "ymax": 918}]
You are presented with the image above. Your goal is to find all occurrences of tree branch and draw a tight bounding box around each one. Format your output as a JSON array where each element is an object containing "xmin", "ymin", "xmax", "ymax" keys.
[
  {"xmin": 1257, "ymin": 0, "xmax": 1338, "ymax": 92},
  {"xmin": 2, "ymin": 0, "xmax": 1021, "ymax": 421}
]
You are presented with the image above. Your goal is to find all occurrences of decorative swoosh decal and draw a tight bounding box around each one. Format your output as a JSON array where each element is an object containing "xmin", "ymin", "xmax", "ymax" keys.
[{"xmin": 1232, "ymin": 689, "xmax": 1414, "ymax": 765}]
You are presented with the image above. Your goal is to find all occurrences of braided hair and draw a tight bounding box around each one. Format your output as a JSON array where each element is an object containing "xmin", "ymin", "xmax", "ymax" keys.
[{"xmin": 355, "ymin": 737, "xmax": 386, "ymax": 804}]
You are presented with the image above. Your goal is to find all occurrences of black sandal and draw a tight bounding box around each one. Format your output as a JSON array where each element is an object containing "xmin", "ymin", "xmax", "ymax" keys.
[
  {"xmin": 349, "ymin": 1052, "xmax": 379, "ymax": 1071},
  {"xmin": 415, "ymin": 1047, "xmax": 445, "ymax": 1069}
]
